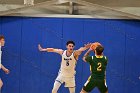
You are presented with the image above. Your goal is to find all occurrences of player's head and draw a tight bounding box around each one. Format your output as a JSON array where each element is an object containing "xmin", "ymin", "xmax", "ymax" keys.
[
  {"xmin": 0, "ymin": 35, "xmax": 5, "ymax": 46},
  {"xmin": 95, "ymin": 45, "xmax": 104, "ymax": 55},
  {"xmin": 66, "ymin": 40, "xmax": 75, "ymax": 52}
]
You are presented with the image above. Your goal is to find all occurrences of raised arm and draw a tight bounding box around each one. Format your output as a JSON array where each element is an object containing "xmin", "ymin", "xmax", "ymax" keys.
[
  {"xmin": 38, "ymin": 44, "xmax": 63, "ymax": 55},
  {"xmin": 83, "ymin": 48, "xmax": 92, "ymax": 62},
  {"xmin": 74, "ymin": 43, "xmax": 92, "ymax": 56}
]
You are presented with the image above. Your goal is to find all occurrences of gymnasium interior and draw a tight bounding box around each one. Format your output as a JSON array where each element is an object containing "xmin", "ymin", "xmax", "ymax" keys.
[{"xmin": 0, "ymin": 0, "xmax": 140, "ymax": 93}]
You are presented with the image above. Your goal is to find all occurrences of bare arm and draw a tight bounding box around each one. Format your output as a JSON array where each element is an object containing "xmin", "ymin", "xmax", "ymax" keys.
[
  {"xmin": 38, "ymin": 44, "xmax": 63, "ymax": 55},
  {"xmin": 1, "ymin": 64, "xmax": 10, "ymax": 74},
  {"xmin": 75, "ymin": 43, "xmax": 92, "ymax": 56},
  {"xmin": 83, "ymin": 48, "xmax": 92, "ymax": 62}
]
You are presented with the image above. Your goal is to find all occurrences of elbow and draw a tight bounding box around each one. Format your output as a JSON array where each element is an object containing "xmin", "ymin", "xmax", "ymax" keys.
[{"xmin": 82, "ymin": 57, "xmax": 86, "ymax": 62}]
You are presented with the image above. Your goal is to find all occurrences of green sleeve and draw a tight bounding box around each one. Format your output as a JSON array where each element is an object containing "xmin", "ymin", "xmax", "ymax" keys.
[{"xmin": 85, "ymin": 56, "xmax": 92, "ymax": 64}]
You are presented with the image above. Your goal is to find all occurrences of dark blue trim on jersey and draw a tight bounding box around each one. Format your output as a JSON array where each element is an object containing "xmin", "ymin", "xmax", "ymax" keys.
[
  {"xmin": 66, "ymin": 50, "xmax": 73, "ymax": 57},
  {"xmin": 55, "ymin": 80, "xmax": 62, "ymax": 84},
  {"xmin": 66, "ymin": 86, "xmax": 76, "ymax": 88}
]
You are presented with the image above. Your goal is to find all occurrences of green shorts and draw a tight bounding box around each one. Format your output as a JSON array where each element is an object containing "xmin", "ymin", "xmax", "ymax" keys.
[{"xmin": 83, "ymin": 76, "xmax": 108, "ymax": 93}]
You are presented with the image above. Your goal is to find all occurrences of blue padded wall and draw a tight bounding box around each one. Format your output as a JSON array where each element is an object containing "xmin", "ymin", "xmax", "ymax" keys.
[
  {"xmin": 124, "ymin": 20, "xmax": 140, "ymax": 93},
  {"xmin": 0, "ymin": 17, "xmax": 1, "ymax": 34},
  {"xmin": 104, "ymin": 20, "xmax": 126, "ymax": 93},
  {"xmin": 20, "ymin": 17, "xmax": 41, "ymax": 93},
  {"xmin": 1, "ymin": 16, "xmax": 22, "ymax": 93},
  {"xmin": 0, "ymin": 16, "xmax": 139, "ymax": 93},
  {"xmin": 39, "ymin": 18, "xmax": 63, "ymax": 93},
  {"xmin": 62, "ymin": 18, "xmax": 84, "ymax": 92}
]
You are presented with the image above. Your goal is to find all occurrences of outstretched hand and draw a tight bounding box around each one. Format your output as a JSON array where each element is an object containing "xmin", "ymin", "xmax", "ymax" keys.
[
  {"xmin": 38, "ymin": 44, "xmax": 43, "ymax": 51},
  {"xmin": 4, "ymin": 69, "xmax": 10, "ymax": 74},
  {"xmin": 84, "ymin": 43, "xmax": 92, "ymax": 49}
]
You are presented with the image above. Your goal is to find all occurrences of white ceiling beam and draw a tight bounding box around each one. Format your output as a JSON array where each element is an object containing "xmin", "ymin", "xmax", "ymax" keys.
[
  {"xmin": 0, "ymin": 0, "xmax": 69, "ymax": 16},
  {"xmin": 69, "ymin": 1, "xmax": 74, "ymax": 14},
  {"xmin": 73, "ymin": 0, "xmax": 140, "ymax": 19}
]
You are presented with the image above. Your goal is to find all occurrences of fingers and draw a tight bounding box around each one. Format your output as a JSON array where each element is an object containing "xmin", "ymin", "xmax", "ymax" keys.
[
  {"xmin": 38, "ymin": 44, "xmax": 42, "ymax": 51},
  {"xmin": 5, "ymin": 69, "xmax": 10, "ymax": 74},
  {"xmin": 84, "ymin": 43, "xmax": 93, "ymax": 49},
  {"xmin": 38, "ymin": 44, "xmax": 40, "ymax": 48},
  {"xmin": 6, "ymin": 71, "xmax": 10, "ymax": 74},
  {"xmin": 84, "ymin": 42, "xmax": 92, "ymax": 46}
]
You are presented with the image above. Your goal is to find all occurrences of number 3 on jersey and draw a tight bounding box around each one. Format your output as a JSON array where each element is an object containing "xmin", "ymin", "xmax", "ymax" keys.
[
  {"xmin": 66, "ymin": 60, "xmax": 69, "ymax": 66},
  {"xmin": 97, "ymin": 62, "xmax": 102, "ymax": 71}
]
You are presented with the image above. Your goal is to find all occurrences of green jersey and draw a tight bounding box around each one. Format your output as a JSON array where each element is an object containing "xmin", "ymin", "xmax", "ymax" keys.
[{"xmin": 85, "ymin": 55, "xmax": 108, "ymax": 79}]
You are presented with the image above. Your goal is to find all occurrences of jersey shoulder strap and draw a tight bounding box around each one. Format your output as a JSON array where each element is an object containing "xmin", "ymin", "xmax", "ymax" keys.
[
  {"xmin": 62, "ymin": 50, "xmax": 66, "ymax": 55},
  {"xmin": 104, "ymin": 56, "xmax": 108, "ymax": 61},
  {"xmin": 72, "ymin": 50, "xmax": 75, "ymax": 55},
  {"xmin": 92, "ymin": 56, "xmax": 94, "ymax": 60}
]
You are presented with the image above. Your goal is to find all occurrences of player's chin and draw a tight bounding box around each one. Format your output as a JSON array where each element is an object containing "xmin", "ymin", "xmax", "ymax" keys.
[{"xmin": 69, "ymin": 49, "xmax": 73, "ymax": 52}]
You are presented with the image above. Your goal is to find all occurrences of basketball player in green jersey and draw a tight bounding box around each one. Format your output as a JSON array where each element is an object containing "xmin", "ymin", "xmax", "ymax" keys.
[{"xmin": 80, "ymin": 45, "xmax": 108, "ymax": 93}]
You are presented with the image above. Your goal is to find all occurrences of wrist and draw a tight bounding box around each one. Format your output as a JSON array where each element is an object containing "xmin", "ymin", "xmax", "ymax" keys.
[
  {"xmin": 4, "ymin": 68, "xmax": 7, "ymax": 71},
  {"xmin": 84, "ymin": 53, "xmax": 89, "ymax": 57},
  {"xmin": 41, "ymin": 48, "xmax": 47, "ymax": 51}
]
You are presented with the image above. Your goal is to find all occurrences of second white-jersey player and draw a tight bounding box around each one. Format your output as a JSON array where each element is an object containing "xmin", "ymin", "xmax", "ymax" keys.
[{"xmin": 38, "ymin": 41, "xmax": 91, "ymax": 93}]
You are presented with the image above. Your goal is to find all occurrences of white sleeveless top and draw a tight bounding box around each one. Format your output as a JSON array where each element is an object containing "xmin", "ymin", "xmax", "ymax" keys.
[
  {"xmin": 59, "ymin": 50, "xmax": 77, "ymax": 77},
  {"xmin": 0, "ymin": 46, "xmax": 2, "ymax": 69}
]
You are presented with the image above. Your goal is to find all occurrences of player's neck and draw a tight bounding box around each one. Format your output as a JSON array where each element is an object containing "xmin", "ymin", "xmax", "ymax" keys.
[
  {"xmin": 95, "ymin": 55, "xmax": 103, "ymax": 58},
  {"xmin": 95, "ymin": 54, "xmax": 103, "ymax": 57},
  {"xmin": 66, "ymin": 50, "xmax": 73, "ymax": 56}
]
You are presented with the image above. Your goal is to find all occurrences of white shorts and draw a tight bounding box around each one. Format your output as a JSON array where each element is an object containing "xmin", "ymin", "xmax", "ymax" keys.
[{"xmin": 55, "ymin": 73, "xmax": 75, "ymax": 88}]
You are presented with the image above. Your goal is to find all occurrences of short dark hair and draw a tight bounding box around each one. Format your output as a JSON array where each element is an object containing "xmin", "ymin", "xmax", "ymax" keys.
[
  {"xmin": 0, "ymin": 35, "xmax": 5, "ymax": 40},
  {"xmin": 95, "ymin": 45, "xmax": 104, "ymax": 55},
  {"xmin": 66, "ymin": 40, "xmax": 75, "ymax": 46}
]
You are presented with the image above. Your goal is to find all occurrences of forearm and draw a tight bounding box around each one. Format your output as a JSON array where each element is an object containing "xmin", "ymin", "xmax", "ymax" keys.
[
  {"xmin": 1, "ymin": 64, "xmax": 7, "ymax": 71},
  {"xmin": 84, "ymin": 49, "xmax": 91, "ymax": 57},
  {"xmin": 78, "ymin": 46, "xmax": 88, "ymax": 52},
  {"xmin": 83, "ymin": 49, "xmax": 91, "ymax": 62},
  {"xmin": 45, "ymin": 48, "xmax": 54, "ymax": 52},
  {"xmin": 78, "ymin": 42, "xmax": 92, "ymax": 52},
  {"xmin": 75, "ymin": 43, "xmax": 91, "ymax": 56},
  {"xmin": 38, "ymin": 44, "xmax": 56, "ymax": 52},
  {"xmin": 40, "ymin": 48, "xmax": 54, "ymax": 52},
  {"xmin": 76, "ymin": 47, "xmax": 89, "ymax": 56},
  {"xmin": 46, "ymin": 48, "xmax": 63, "ymax": 54},
  {"xmin": 39, "ymin": 46, "xmax": 63, "ymax": 55}
]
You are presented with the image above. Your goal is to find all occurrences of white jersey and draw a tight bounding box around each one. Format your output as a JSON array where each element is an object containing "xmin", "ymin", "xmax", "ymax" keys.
[
  {"xmin": 59, "ymin": 50, "xmax": 77, "ymax": 77},
  {"xmin": 0, "ymin": 46, "xmax": 2, "ymax": 69}
]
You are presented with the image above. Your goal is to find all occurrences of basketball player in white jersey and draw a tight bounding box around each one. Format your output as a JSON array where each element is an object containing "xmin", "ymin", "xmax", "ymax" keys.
[
  {"xmin": 38, "ymin": 41, "xmax": 91, "ymax": 93},
  {"xmin": 0, "ymin": 35, "xmax": 10, "ymax": 93}
]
